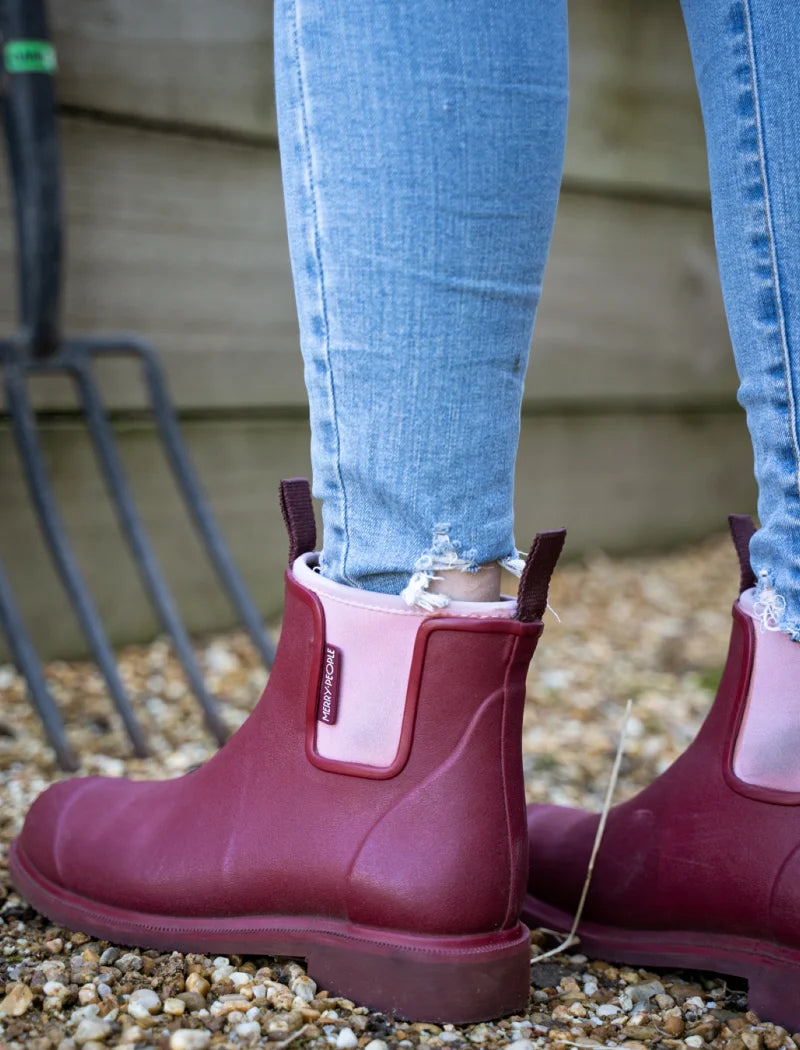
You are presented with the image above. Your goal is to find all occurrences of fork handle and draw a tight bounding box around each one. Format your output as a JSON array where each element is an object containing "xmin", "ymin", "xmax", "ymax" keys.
[{"xmin": 1, "ymin": 0, "xmax": 62, "ymax": 357}]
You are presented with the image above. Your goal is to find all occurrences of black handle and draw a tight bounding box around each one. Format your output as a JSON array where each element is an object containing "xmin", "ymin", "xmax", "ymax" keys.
[{"xmin": 1, "ymin": 0, "xmax": 62, "ymax": 357}]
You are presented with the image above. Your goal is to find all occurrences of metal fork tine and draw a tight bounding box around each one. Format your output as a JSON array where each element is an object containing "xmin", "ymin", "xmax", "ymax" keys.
[
  {"xmin": 0, "ymin": 557, "xmax": 78, "ymax": 771},
  {"xmin": 73, "ymin": 357, "xmax": 228, "ymax": 746},
  {"xmin": 136, "ymin": 343, "xmax": 276, "ymax": 668},
  {"xmin": 3, "ymin": 361, "xmax": 149, "ymax": 757}
]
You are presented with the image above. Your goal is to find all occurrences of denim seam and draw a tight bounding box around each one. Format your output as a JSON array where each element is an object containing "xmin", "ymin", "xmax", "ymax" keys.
[
  {"xmin": 741, "ymin": 0, "xmax": 800, "ymax": 502},
  {"xmin": 289, "ymin": 0, "xmax": 353, "ymax": 585}
]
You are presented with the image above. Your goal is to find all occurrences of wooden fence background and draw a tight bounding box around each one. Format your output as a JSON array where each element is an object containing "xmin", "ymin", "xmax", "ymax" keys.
[{"xmin": 0, "ymin": 0, "xmax": 756, "ymax": 657}]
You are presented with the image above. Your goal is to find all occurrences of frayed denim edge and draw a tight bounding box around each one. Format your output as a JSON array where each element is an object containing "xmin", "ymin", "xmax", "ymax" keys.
[{"xmin": 753, "ymin": 570, "xmax": 800, "ymax": 641}]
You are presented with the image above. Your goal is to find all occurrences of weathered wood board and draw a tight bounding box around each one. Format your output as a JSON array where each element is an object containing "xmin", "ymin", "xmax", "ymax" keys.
[
  {"xmin": 565, "ymin": 0, "xmax": 709, "ymax": 198},
  {"xmin": 50, "ymin": 0, "xmax": 277, "ymax": 141},
  {"xmin": 0, "ymin": 120, "xmax": 736, "ymax": 414},
  {"xmin": 0, "ymin": 409, "xmax": 755, "ymax": 659},
  {"xmin": 50, "ymin": 0, "xmax": 710, "ymax": 197}
]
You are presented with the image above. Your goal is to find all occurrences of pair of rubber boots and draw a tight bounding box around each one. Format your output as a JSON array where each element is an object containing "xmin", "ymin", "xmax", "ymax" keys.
[{"xmin": 9, "ymin": 483, "xmax": 800, "ymax": 1026}]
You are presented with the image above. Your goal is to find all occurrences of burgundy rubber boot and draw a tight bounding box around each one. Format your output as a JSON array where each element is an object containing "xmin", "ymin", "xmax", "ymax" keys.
[
  {"xmin": 10, "ymin": 478, "xmax": 565, "ymax": 1023},
  {"xmin": 524, "ymin": 515, "xmax": 800, "ymax": 1029}
]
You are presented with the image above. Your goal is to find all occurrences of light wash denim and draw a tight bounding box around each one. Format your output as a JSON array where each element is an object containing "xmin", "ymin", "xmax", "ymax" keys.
[
  {"xmin": 277, "ymin": 0, "xmax": 800, "ymax": 633},
  {"xmin": 681, "ymin": 0, "xmax": 800, "ymax": 640},
  {"xmin": 274, "ymin": 0, "xmax": 568, "ymax": 597}
]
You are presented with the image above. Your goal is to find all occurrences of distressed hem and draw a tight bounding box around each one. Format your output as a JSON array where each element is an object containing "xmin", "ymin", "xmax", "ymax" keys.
[
  {"xmin": 400, "ymin": 523, "xmax": 523, "ymax": 611},
  {"xmin": 753, "ymin": 572, "xmax": 800, "ymax": 642}
]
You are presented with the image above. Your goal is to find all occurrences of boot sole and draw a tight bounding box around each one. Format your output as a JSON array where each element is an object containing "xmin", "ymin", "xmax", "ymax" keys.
[
  {"xmin": 9, "ymin": 839, "xmax": 531, "ymax": 1023},
  {"xmin": 523, "ymin": 892, "xmax": 800, "ymax": 1029}
]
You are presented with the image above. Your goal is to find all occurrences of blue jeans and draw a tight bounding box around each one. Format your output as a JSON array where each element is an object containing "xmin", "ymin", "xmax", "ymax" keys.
[
  {"xmin": 276, "ymin": 0, "xmax": 800, "ymax": 633},
  {"xmin": 682, "ymin": 0, "xmax": 800, "ymax": 638}
]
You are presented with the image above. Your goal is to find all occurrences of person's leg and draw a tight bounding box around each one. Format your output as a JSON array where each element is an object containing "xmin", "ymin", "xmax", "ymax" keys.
[
  {"xmin": 274, "ymin": 0, "xmax": 568, "ymax": 604},
  {"xmin": 680, "ymin": 0, "xmax": 800, "ymax": 787},
  {"xmin": 10, "ymin": 2, "xmax": 572, "ymax": 1024},
  {"xmin": 523, "ymin": 2, "xmax": 800, "ymax": 1027}
]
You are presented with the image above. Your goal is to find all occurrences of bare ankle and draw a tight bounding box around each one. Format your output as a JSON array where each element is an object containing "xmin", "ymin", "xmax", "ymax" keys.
[{"xmin": 426, "ymin": 563, "xmax": 502, "ymax": 602}]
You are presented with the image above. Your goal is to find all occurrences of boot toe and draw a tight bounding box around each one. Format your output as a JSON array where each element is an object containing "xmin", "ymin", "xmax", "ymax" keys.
[
  {"xmin": 18, "ymin": 778, "xmax": 98, "ymax": 887},
  {"xmin": 17, "ymin": 776, "xmax": 149, "ymax": 898}
]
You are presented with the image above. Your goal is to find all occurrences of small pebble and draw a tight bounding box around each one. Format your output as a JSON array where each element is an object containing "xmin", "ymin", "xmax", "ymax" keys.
[
  {"xmin": 661, "ymin": 1007, "xmax": 685, "ymax": 1036},
  {"xmin": 170, "ymin": 1031, "xmax": 212, "ymax": 1050},
  {"xmin": 742, "ymin": 1032, "xmax": 764, "ymax": 1050},
  {"xmin": 163, "ymin": 997, "xmax": 186, "ymax": 1016},
  {"xmin": 185, "ymin": 973, "xmax": 211, "ymax": 997},
  {"xmin": 116, "ymin": 953, "xmax": 142, "ymax": 974},
  {"xmin": 73, "ymin": 1018, "xmax": 112, "ymax": 1045},
  {"xmin": 596, "ymin": 1004, "xmax": 620, "ymax": 1017},
  {"xmin": 0, "ymin": 982, "xmax": 33, "ymax": 1017},
  {"xmin": 629, "ymin": 980, "xmax": 665, "ymax": 1004},
  {"xmin": 336, "ymin": 1027, "xmax": 359, "ymax": 1049},
  {"xmin": 468, "ymin": 1023, "xmax": 492, "ymax": 1043},
  {"xmin": 129, "ymin": 988, "xmax": 161, "ymax": 1013},
  {"xmin": 178, "ymin": 992, "xmax": 207, "ymax": 1012},
  {"xmin": 365, "ymin": 1041, "xmax": 389, "ymax": 1050},
  {"xmin": 290, "ymin": 974, "xmax": 317, "ymax": 1002}
]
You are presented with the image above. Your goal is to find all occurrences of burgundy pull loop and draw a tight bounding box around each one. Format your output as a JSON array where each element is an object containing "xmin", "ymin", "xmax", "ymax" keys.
[
  {"xmin": 516, "ymin": 528, "xmax": 566, "ymax": 623},
  {"xmin": 728, "ymin": 513, "xmax": 757, "ymax": 594},
  {"xmin": 279, "ymin": 478, "xmax": 317, "ymax": 565}
]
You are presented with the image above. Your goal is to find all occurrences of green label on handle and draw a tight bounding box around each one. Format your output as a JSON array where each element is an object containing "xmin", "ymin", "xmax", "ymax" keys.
[{"xmin": 3, "ymin": 40, "xmax": 58, "ymax": 74}]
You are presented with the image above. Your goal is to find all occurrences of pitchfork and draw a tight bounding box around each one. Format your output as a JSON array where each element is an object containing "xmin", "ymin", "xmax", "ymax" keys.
[{"xmin": 0, "ymin": 0, "xmax": 276, "ymax": 771}]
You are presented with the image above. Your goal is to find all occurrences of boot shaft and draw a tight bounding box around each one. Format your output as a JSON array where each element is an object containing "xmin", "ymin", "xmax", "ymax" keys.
[{"xmin": 253, "ymin": 555, "xmax": 542, "ymax": 933}]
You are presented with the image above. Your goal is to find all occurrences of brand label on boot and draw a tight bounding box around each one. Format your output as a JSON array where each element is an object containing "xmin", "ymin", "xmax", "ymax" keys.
[{"xmin": 317, "ymin": 644, "xmax": 342, "ymax": 725}]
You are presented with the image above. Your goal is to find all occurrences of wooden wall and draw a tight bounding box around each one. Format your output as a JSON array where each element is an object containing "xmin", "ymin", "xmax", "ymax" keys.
[{"xmin": 0, "ymin": 1, "xmax": 755, "ymax": 657}]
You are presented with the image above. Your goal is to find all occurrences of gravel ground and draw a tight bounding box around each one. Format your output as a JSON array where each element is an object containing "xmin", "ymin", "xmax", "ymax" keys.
[{"xmin": 0, "ymin": 533, "xmax": 792, "ymax": 1050}]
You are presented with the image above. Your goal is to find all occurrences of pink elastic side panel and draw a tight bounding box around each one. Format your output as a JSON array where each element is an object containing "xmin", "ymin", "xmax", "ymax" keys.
[
  {"xmin": 293, "ymin": 555, "xmax": 515, "ymax": 769},
  {"xmin": 734, "ymin": 588, "xmax": 800, "ymax": 791}
]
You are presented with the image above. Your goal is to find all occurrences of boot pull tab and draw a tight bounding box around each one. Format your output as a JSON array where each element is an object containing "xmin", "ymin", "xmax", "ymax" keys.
[
  {"xmin": 279, "ymin": 478, "xmax": 317, "ymax": 565},
  {"xmin": 515, "ymin": 528, "xmax": 567, "ymax": 623},
  {"xmin": 728, "ymin": 513, "xmax": 757, "ymax": 594}
]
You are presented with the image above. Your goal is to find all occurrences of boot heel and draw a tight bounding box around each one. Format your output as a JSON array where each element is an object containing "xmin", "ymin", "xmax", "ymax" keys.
[
  {"xmin": 305, "ymin": 923, "xmax": 532, "ymax": 1023},
  {"xmin": 746, "ymin": 964, "xmax": 800, "ymax": 1028}
]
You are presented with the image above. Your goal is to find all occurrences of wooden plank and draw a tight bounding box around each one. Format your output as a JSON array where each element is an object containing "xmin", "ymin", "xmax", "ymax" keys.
[
  {"xmin": 51, "ymin": 0, "xmax": 276, "ymax": 141},
  {"xmin": 565, "ymin": 0, "xmax": 709, "ymax": 198},
  {"xmin": 515, "ymin": 409, "xmax": 756, "ymax": 556},
  {"xmin": 0, "ymin": 118, "xmax": 736, "ymax": 414},
  {"xmin": 532, "ymin": 192, "xmax": 736, "ymax": 405},
  {"xmin": 50, "ymin": 0, "xmax": 709, "ymax": 196},
  {"xmin": 0, "ymin": 118, "xmax": 302, "ymax": 411},
  {"xmin": 0, "ymin": 408, "xmax": 755, "ymax": 659}
]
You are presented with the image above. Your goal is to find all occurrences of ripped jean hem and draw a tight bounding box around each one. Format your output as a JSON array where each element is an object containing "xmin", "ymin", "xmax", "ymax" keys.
[
  {"xmin": 399, "ymin": 523, "xmax": 525, "ymax": 611},
  {"xmin": 753, "ymin": 572, "xmax": 800, "ymax": 642}
]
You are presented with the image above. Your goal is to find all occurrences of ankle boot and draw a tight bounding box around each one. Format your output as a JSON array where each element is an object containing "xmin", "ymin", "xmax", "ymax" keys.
[
  {"xmin": 10, "ymin": 478, "xmax": 565, "ymax": 1023},
  {"xmin": 524, "ymin": 516, "xmax": 800, "ymax": 1029}
]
